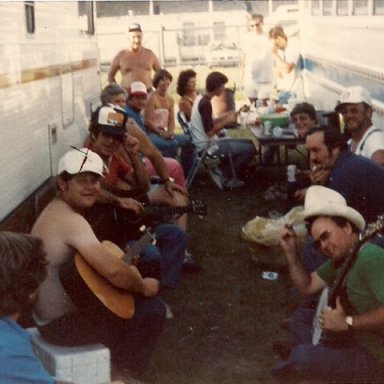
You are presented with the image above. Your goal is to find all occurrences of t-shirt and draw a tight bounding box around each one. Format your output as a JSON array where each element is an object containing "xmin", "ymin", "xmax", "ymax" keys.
[
  {"xmin": 125, "ymin": 105, "xmax": 145, "ymax": 131},
  {"xmin": 348, "ymin": 125, "xmax": 384, "ymax": 160},
  {"xmin": 103, "ymin": 152, "xmax": 132, "ymax": 186},
  {"xmin": 0, "ymin": 318, "xmax": 54, "ymax": 383},
  {"xmin": 190, "ymin": 94, "xmax": 215, "ymax": 151},
  {"xmin": 276, "ymin": 37, "xmax": 301, "ymax": 93},
  {"xmin": 317, "ymin": 242, "xmax": 384, "ymax": 363}
]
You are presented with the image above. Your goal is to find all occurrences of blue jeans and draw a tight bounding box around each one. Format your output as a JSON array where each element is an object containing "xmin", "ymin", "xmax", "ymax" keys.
[
  {"xmin": 132, "ymin": 223, "xmax": 187, "ymax": 289},
  {"xmin": 274, "ymin": 306, "xmax": 384, "ymax": 382},
  {"xmin": 216, "ymin": 138, "xmax": 256, "ymax": 179},
  {"xmin": 39, "ymin": 296, "xmax": 165, "ymax": 378},
  {"xmin": 146, "ymin": 132, "xmax": 195, "ymax": 177}
]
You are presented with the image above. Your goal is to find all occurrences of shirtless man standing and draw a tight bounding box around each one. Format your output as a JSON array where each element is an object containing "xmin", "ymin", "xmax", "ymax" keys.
[
  {"xmin": 31, "ymin": 148, "xmax": 165, "ymax": 380},
  {"xmin": 108, "ymin": 23, "xmax": 161, "ymax": 91}
]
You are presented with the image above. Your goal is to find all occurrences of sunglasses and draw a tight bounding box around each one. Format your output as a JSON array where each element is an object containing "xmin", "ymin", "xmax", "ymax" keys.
[{"xmin": 312, "ymin": 230, "xmax": 331, "ymax": 250}]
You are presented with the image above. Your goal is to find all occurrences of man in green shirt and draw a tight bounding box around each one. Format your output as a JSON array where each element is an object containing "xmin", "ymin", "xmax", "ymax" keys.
[{"xmin": 274, "ymin": 185, "xmax": 384, "ymax": 382}]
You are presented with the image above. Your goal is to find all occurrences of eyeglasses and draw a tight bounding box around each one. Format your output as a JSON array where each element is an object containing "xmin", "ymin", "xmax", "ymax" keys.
[{"xmin": 312, "ymin": 230, "xmax": 331, "ymax": 250}]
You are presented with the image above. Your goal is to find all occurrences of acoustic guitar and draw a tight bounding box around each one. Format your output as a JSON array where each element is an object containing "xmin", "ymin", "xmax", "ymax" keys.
[
  {"xmin": 312, "ymin": 215, "xmax": 384, "ymax": 345},
  {"xmin": 59, "ymin": 228, "xmax": 156, "ymax": 319}
]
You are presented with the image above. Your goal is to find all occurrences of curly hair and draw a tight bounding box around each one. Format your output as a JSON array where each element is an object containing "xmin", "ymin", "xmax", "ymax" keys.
[
  {"xmin": 0, "ymin": 232, "xmax": 47, "ymax": 316},
  {"xmin": 152, "ymin": 68, "xmax": 173, "ymax": 89},
  {"xmin": 176, "ymin": 69, "xmax": 196, "ymax": 96}
]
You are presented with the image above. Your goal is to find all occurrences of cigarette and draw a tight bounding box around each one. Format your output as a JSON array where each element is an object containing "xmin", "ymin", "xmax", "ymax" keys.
[{"xmin": 285, "ymin": 223, "xmax": 296, "ymax": 235}]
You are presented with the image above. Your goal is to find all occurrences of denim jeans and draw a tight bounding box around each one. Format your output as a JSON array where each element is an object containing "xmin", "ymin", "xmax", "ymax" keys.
[
  {"xmin": 38, "ymin": 296, "xmax": 165, "ymax": 377},
  {"xmin": 274, "ymin": 305, "xmax": 384, "ymax": 382},
  {"xmin": 146, "ymin": 132, "xmax": 195, "ymax": 177},
  {"xmin": 216, "ymin": 138, "xmax": 256, "ymax": 180},
  {"xmin": 132, "ymin": 223, "xmax": 187, "ymax": 289}
]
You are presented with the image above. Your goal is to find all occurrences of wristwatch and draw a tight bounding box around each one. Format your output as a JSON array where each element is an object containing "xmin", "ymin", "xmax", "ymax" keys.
[
  {"xmin": 345, "ymin": 316, "xmax": 353, "ymax": 329},
  {"xmin": 161, "ymin": 177, "xmax": 175, "ymax": 184}
]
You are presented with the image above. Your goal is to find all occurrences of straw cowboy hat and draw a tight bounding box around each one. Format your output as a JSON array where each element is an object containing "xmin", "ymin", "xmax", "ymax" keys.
[{"xmin": 303, "ymin": 186, "xmax": 366, "ymax": 230}]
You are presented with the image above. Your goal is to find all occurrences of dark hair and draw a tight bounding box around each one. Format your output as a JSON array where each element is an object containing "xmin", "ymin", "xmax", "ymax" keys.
[
  {"xmin": 176, "ymin": 69, "xmax": 197, "ymax": 96},
  {"xmin": 100, "ymin": 84, "xmax": 127, "ymax": 105},
  {"xmin": 251, "ymin": 13, "xmax": 264, "ymax": 23},
  {"xmin": 269, "ymin": 25, "xmax": 287, "ymax": 40},
  {"xmin": 306, "ymin": 216, "xmax": 359, "ymax": 235},
  {"xmin": 290, "ymin": 102, "xmax": 317, "ymax": 122},
  {"xmin": 88, "ymin": 106, "xmax": 127, "ymax": 140},
  {"xmin": 307, "ymin": 125, "xmax": 348, "ymax": 152},
  {"xmin": 153, "ymin": 68, "xmax": 173, "ymax": 89},
  {"xmin": 0, "ymin": 232, "xmax": 47, "ymax": 316},
  {"xmin": 206, "ymin": 71, "xmax": 228, "ymax": 93}
]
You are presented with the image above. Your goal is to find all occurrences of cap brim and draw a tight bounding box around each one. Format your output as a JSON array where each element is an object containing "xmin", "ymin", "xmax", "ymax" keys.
[{"xmin": 99, "ymin": 125, "xmax": 125, "ymax": 138}]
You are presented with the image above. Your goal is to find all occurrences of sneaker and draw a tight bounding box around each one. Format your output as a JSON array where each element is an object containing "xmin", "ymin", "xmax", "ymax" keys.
[
  {"xmin": 183, "ymin": 251, "xmax": 203, "ymax": 272},
  {"xmin": 164, "ymin": 303, "xmax": 173, "ymax": 320}
]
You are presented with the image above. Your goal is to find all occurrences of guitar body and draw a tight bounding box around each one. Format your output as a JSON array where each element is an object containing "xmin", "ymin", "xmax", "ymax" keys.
[{"xmin": 60, "ymin": 241, "xmax": 135, "ymax": 319}]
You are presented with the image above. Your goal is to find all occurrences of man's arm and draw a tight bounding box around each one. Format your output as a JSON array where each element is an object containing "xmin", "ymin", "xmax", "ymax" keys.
[
  {"xmin": 279, "ymin": 226, "xmax": 327, "ymax": 296},
  {"xmin": 371, "ymin": 149, "xmax": 384, "ymax": 166},
  {"xmin": 151, "ymin": 50, "xmax": 161, "ymax": 72},
  {"xmin": 107, "ymin": 51, "xmax": 122, "ymax": 84},
  {"xmin": 66, "ymin": 214, "xmax": 157, "ymax": 295}
]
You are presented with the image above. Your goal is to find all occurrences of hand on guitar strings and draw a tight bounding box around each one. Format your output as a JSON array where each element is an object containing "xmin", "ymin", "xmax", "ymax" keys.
[
  {"xmin": 319, "ymin": 297, "xmax": 349, "ymax": 332},
  {"xmin": 116, "ymin": 197, "xmax": 144, "ymax": 215}
]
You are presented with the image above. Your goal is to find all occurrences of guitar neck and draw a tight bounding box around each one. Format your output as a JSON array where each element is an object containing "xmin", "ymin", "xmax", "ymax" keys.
[
  {"xmin": 122, "ymin": 231, "xmax": 154, "ymax": 264},
  {"xmin": 144, "ymin": 205, "xmax": 190, "ymax": 218}
]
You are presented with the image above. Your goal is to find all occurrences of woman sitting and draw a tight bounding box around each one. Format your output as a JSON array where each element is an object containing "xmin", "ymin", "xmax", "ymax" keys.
[
  {"xmin": 144, "ymin": 69, "xmax": 194, "ymax": 178},
  {"xmin": 177, "ymin": 69, "xmax": 197, "ymax": 122}
]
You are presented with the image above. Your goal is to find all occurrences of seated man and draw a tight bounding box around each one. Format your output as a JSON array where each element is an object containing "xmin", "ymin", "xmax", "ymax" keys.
[
  {"xmin": 88, "ymin": 105, "xmax": 188, "ymax": 289},
  {"xmin": 189, "ymin": 71, "xmax": 256, "ymax": 187},
  {"xmin": 32, "ymin": 148, "xmax": 165, "ymax": 380},
  {"xmin": 335, "ymin": 85, "xmax": 384, "ymax": 166},
  {"xmin": 275, "ymin": 185, "xmax": 384, "ymax": 382}
]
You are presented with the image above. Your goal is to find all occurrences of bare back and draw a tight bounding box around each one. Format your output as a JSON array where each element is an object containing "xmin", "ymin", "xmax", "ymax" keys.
[
  {"xmin": 109, "ymin": 47, "xmax": 161, "ymax": 90},
  {"xmin": 32, "ymin": 198, "xmax": 101, "ymax": 321}
]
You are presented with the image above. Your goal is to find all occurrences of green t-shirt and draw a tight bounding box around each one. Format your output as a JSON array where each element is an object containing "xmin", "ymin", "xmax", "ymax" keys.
[{"xmin": 317, "ymin": 242, "xmax": 384, "ymax": 363}]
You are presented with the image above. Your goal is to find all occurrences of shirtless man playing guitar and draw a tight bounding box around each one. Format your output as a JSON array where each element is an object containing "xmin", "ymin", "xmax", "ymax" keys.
[
  {"xmin": 274, "ymin": 185, "xmax": 384, "ymax": 382},
  {"xmin": 108, "ymin": 23, "xmax": 161, "ymax": 91},
  {"xmin": 31, "ymin": 147, "xmax": 165, "ymax": 380}
]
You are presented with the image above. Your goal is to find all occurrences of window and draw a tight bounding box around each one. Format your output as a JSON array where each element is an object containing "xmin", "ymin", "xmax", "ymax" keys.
[
  {"xmin": 182, "ymin": 22, "xmax": 196, "ymax": 46},
  {"xmin": 311, "ymin": 0, "xmax": 321, "ymax": 16},
  {"xmin": 78, "ymin": 1, "xmax": 95, "ymax": 35},
  {"xmin": 323, "ymin": 0, "xmax": 335, "ymax": 15},
  {"xmin": 373, "ymin": 0, "xmax": 384, "ymax": 14},
  {"xmin": 353, "ymin": 0, "xmax": 369, "ymax": 15},
  {"xmin": 336, "ymin": 0, "xmax": 349, "ymax": 15},
  {"xmin": 213, "ymin": 22, "xmax": 226, "ymax": 42},
  {"xmin": 25, "ymin": 1, "xmax": 35, "ymax": 34}
]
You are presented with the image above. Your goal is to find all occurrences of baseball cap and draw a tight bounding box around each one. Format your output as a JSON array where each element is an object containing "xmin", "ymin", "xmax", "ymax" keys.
[
  {"xmin": 335, "ymin": 86, "xmax": 372, "ymax": 112},
  {"xmin": 58, "ymin": 148, "xmax": 104, "ymax": 177},
  {"xmin": 96, "ymin": 105, "xmax": 127, "ymax": 138},
  {"xmin": 129, "ymin": 81, "xmax": 148, "ymax": 98},
  {"xmin": 128, "ymin": 23, "xmax": 142, "ymax": 32}
]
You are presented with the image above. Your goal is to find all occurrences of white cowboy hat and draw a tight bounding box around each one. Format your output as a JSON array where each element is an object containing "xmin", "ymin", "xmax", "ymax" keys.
[{"xmin": 303, "ymin": 186, "xmax": 365, "ymax": 230}]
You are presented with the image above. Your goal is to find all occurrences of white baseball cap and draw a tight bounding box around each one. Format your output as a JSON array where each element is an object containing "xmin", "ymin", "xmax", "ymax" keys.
[
  {"xmin": 58, "ymin": 148, "xmax": 104, "ymax": 177},
  {"xmin": 96, "ymin": 106, "xmax": 126, "ymax": 138},
  {"xmin": 303, "ymin": 185, "xmax": 365, "ymax": 230},
  {"xmin": 335, "ymin": 86, "xmax": 372, "ymax": 112},
  {"xmin": 129, "ymin": 81, "xmax": 148, "ymax": 98}
]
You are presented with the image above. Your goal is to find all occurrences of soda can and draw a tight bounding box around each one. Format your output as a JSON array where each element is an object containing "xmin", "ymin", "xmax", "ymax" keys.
[
  {"xmin": 263, "ymin": 120, "xmax": 272, "ymax": 135},
  {"xmin": 261, "ymin": 271, "xmax": 279, "ymax": 280},
  {"xmin": 287, "ymin": 164, "xmax": 296, "ymax": 182}
]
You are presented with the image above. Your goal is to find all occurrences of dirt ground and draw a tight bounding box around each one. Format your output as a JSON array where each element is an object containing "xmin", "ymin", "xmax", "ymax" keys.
[{"xmin": 139, "ymin": 161, "xmax": 311, "ymax": 384}]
